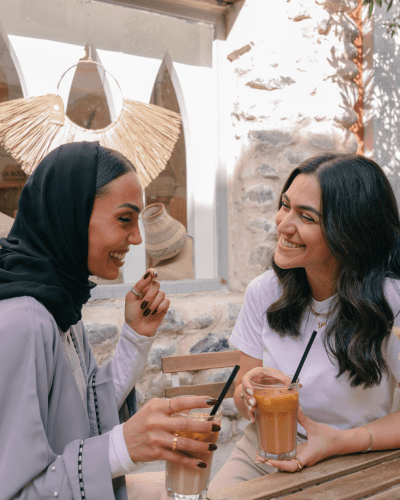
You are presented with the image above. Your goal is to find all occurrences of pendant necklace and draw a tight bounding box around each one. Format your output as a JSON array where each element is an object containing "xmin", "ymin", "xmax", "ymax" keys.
[{"xmin": 310, "ymin": 305, "xmax": 330, "ymax": 329}]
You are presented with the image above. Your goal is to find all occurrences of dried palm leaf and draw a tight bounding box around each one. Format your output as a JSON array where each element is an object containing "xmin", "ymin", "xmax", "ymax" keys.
[{"xmin": 0, "ymin": 91, "xmax": 181, "ymax": 187}]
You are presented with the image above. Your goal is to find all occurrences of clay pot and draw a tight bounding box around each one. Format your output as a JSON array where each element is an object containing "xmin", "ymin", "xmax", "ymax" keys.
[{"xmin": 142, "ymin": 203, "xmax": 187, "ymax": 261}]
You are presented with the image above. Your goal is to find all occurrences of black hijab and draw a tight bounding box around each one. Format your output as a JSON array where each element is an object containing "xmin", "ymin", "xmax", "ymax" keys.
[{"xmin": 0, "ymin": 141, "xmax": 99, "ymax": 331}]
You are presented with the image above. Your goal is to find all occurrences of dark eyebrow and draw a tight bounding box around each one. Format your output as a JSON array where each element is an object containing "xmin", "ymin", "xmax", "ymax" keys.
[
  {"xmin": 118, "ymin": 203, "xmax": 141, "ymax": 214},
  {"xmin": 282, "ymin": 193, "xmax": 321, "ymax": 217}
]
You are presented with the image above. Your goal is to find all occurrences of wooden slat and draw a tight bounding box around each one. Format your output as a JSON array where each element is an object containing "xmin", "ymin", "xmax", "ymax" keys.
[
  {"xmin": 367, "ymin": 484, "xmax": 400, "ymax": 499},
  {"xmin": 162, "ymin": 351, "xmax": 240, "ymax": 373},
  {"xmin": 280, "ymin": 458, "xmax": 400, "ymax": 500},
  {"xmin": 165, "ymin": 381, "xmax": 236, "ymax": 399},
  {"xmin": 208, "ymin": 450, "xmax": 400, "ymax": 500}
]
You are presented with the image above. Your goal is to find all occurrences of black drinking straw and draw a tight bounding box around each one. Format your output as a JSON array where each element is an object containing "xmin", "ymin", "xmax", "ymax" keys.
[
  {"xmin": 209, "ymin": 364, "xmax": 240, "ymax": 417},
  {"xmin": 291, "ymin": 330, "xmax": 318, "ymax": 384}
]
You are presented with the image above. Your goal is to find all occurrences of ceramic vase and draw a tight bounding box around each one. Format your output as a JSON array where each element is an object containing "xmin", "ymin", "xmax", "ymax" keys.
[{"xmin": 142, "ymin": 203, "xmax": 187, "ymax": 261}]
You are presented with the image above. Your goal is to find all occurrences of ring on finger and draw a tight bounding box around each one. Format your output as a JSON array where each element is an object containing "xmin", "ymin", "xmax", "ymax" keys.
[
  {"xmin": 293, "ymin": 457, "xmax": 304, "ymax": 472},
  {"xmin": 172, "ymin": 434, "xmax": 179, "ymax": 452},
  {"xmin": 131, "ymin": 287, "xmax": 144, "ymax": 299}
]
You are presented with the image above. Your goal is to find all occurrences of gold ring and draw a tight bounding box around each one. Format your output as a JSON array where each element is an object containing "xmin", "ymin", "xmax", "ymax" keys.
[
  {"xmin": 131, "ymin": 287, "xmax": 143, "ymax": 299},
  {"xmin": 172, "ymin": 434, "xmax": 178, "ymax": 451},
  {"xmin": 293, "ymin": 457, "xmax": 303, "ymax": 472}
]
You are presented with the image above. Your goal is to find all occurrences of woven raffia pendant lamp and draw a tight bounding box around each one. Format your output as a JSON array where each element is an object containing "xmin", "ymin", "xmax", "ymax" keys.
[
  {"xmin": 142, "ymin": 203, "xmax": 187, "ymax": 261},
  {"xmin": 0, "ymin": 51, "xmax": 181, "ymax": 187}
]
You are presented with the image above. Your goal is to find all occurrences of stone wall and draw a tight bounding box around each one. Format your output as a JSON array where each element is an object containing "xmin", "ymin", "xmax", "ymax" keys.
[
  {"xmin": 82, "ymin": 289, "xmax": 248, "ymax": 445},
  {"xmin": 218, "ymin": 0, "xmax": 359, "ymax": 291}
]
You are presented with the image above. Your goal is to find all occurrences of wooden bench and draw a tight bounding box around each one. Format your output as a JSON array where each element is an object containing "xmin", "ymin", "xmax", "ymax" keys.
[{"xmin": 161, "ymin": 350, "xmax": 241, "ymax": 400}]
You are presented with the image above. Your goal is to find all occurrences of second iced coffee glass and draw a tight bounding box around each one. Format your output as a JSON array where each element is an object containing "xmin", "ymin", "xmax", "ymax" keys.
[
  {"xmin": 251, "ymin": 374, "xmax": 300, "ymax": 460},
  {"xmin": 165, "ymin": 397, "xmax": 222, "ymax": 500}
]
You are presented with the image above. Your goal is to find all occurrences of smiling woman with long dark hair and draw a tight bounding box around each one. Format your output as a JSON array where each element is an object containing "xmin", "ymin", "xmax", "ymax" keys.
[{"xmin": 209, "ymin": 153, "xmax": 400, "ymax": 493}]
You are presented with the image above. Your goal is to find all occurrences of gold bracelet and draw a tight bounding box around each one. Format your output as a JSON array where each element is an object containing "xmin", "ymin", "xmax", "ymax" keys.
[{"xmin": 351, "ymin": 422, "xmax": 373, "ymax": 452}]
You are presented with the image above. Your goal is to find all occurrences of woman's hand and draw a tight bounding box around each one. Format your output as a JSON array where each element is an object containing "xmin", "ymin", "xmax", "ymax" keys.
[
  {"xmin": 123, "ymin": 396, "xmax": 220, "ymax": 468},
  {"xmin": 255, "ymin": 407, "xmax": 340, "ymax": 471},
  {"xmin": 241, "ymin": 367, "xmax": 292, "ymax": 423},
  {"xmin": 125, "ymin": 268, "xmax": 170, "ymax": 337}
]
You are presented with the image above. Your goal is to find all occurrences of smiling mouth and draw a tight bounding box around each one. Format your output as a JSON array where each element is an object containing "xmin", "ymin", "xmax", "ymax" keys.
[
  {"xmin": 280, "ymin": 236, "xmax": 305, "ymax": 249},
  {"xmin": 109, "ymin": 252, "xmax": 126, "ymax": 263}
]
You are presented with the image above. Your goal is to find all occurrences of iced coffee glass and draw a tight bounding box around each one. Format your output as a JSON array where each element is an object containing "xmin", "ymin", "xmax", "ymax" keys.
[
  {"xmin": 165, "ymin": 397, "xmax": 222, "ymax": 500},
  {"xmin": 251, "ymin": 374, "xmax": 299, "ymax": 460}
]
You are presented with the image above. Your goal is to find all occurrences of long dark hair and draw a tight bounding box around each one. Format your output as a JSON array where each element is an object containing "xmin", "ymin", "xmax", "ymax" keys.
[{"xmin": 267, "ymin": 153, "xmax": 400, "ymax": 388}]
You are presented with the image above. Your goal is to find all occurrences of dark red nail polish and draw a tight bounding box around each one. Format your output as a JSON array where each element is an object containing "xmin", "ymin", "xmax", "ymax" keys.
[
  {"xmin": 212, "ymin": 425, "xmax": 221, "ymax": 432},
  {"xmin": 143, "ymin": 271, "xmax": 150, "ymax": 279},
  {"xmin": 151, "ymin": 308, "xmax": 158, "ymax": 315},
  {"xmin": 143, "ymin": 308, "xmax": 151, "ymax": 317},
  {"xmin": 206, "ymin": 398, "xmax": 218, "ymax": 405},
  {"xmin": 140, "ymin": 301, "xmax": 148, "ymax": 310},
  {"xmin": 197, "ymin": 462, "xmax": 207, "ymax": 468},
  {"xmin": 208, "ymin": 444, "xmax": 217, "ymax": 451}
]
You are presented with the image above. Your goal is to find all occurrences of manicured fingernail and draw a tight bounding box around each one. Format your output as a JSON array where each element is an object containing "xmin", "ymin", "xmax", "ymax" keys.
[
  {"xmin": 206, "ymin": 398, "xmax": 218, "ymax": 405},
  {"xmin": 143, "ymin": 308, "xmax": 151, "ymax": 317},
  {"xmin": 208, "ymin": 444, "xmax": 218, "ymax": 451},
  {"xmin": 140, "ymin": 300, "xmax": 149, "ymax": 310},
  {"xmin": 249, "ymin": 399, "xmax": 255, "ymax": 407},
  {"xmin": 197, "ymin": 462, "xmax": 207, "ymax": 468},
  {"xmin": 246, "ymin": 388, "xmax": 253, "ymax": 397},
  {"xmin": 212, "ymin": 424, "xmax": 221, "ymax": 432},
  {"xmin": 151, "ymin": 308, "xmax": 158, "ymax": 315},
  {"xmin": 248, "ymin": 405, "xmax": 252, "ymax": 412},
  {"xmin": 143, "ymin": 271, "xmax": 150, "ymax": 279}
]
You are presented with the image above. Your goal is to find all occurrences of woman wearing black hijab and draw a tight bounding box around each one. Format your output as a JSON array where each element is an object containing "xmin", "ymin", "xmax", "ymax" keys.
[{"xmin": 0, "ymin": 142, "xmax": 219, "ymax": 500}]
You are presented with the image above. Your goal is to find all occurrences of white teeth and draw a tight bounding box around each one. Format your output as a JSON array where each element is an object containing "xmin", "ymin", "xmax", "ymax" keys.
[
  {"xmin": 110, "ymin": 252, "xmax": 125, "ymax": 261},
  {"xmin": 281, "ymin": 237, "xmax": 304, "ymax": 249}
]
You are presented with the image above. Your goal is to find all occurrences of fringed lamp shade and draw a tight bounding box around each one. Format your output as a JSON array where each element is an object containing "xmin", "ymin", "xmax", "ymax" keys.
[{"xmin": 0, "ymin": 92, "xmax": 181, "ymax": 187}]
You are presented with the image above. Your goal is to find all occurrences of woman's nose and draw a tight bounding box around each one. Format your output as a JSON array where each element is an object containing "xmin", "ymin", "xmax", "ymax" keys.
[
  {"xmin": 276, "ymin": 211, "xmax": 296, "ymax": 234},
  {"xmin": 128, "ymin": 226, "xmax": 142, "ymax": 246}
]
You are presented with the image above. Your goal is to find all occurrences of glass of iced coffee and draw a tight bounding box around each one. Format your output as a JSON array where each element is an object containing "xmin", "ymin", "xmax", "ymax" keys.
[
  {"xmin": 165, "ymin": 397, "xmax": 222, "ymax": 500},
  {"xmin": 251, "ymin": 374, "xmax": 299, "ymax": 461}
]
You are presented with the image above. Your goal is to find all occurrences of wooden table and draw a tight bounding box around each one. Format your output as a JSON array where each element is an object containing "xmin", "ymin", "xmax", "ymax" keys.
[{"xmin": 207, "ymin": 450, "xmax": 400, "ymax": 500}]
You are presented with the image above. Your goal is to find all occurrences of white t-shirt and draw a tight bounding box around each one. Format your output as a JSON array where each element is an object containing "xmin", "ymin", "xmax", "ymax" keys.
[{"xmin": 230, "ymin": 270, "xmax": 400, "ymax": 433}]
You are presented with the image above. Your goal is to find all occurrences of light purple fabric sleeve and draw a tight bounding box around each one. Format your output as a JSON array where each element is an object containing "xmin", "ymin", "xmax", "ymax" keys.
[{"xmin": 0, "ymin": 296, "xmax": 121, "ymax": 500}]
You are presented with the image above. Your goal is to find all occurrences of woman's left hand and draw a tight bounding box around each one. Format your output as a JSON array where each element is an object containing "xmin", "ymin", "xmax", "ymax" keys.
[
  {"xmin": 255, "ymin": 406, "xmax": 340, "ymax": 472},
  {"xmin": 125, "ymin": 268, "xmax": 170, "ymax": 337}
]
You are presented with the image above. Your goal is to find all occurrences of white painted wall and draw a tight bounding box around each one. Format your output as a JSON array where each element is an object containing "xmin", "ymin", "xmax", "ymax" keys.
[{"xmin": 365, "ymin": 3, "xmax": 400, "ymax": 204}]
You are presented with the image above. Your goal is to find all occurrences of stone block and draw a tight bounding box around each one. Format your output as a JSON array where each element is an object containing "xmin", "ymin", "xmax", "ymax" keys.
[
  {"xmin": 258, "ymin": 163, "xmax": 279, "ymax": 179},
  {"xmin": 247, "ymin": 218, "xmax": 277, "ymax": 235},
  {"xmin": 249, "ymin": 130, "xmax": 292, "ymax": 145},
  {"xmin": 226, "ymin": 303, "xmax": 242, "ymax": 323},
  {"xmin": 222, "ymin": 398, "xmax": 240, "ymax": 419},
  {"xmin": 158, "ymin": 308, "xmax": 186, "ymax": 332},
  {"xmin": 245, "ymin": 76, "xmax": 295, "ymax": 91},
  {"xmin": 306, "ymin": 130, "xmax": 335, "ymax": 150},
  {"xmin": 85, "ymin": 323, "xmax": 118, "ymax": 346},
  {"xmin": 234, "ymin": 417, "xmax": 250, "ymax": 436},
  {"xmin": 189, "ymin": 333, "xmax": 235, "ymax": 355},
  {"xmin": 191, "ymin": 314, "xmax": 215, "ymax": 329},
  {"xmin": 242, "ymin": 185, "xmax": 276, "ymax": 206},
  {"xmin": 282, "ymin": 150, "xmax": 306, "ymax": 165},
  {"xmin": 249, "ymin": 245, "xmax": 272, "ymax": 267},
  {"xmin": 218, "ymin": 417, "xmax": 233, "ymax": 444},
  {"xmin": 148, "ymin": 342, "xmax": 178, "ymax": 368}
]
